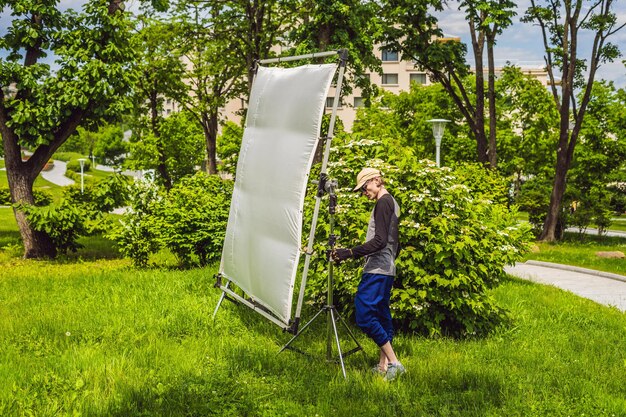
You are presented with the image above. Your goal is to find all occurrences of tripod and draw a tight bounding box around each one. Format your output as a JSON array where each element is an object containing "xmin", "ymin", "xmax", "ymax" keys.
[{"xmin": 279, "ymin": 174, "xmax": 364, "ymax": 378}]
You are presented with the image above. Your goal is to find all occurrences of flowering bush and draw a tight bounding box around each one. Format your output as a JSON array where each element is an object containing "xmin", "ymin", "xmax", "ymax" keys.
[
  {"xmin": 303, "ymin": 136, "xmax": 532, "ymax": 337},
  {"xmin": 110, "ymin": 172, "xmax": 232, "ymax": 268}
]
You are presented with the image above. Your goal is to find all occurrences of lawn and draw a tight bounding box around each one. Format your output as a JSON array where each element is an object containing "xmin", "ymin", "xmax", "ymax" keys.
[
  {"xmin": 0, "ymin": 216, "xmax": 625, "ymax": 416},
  {"xmin": 524, "ymin": 232, "xmax": 626, "ymax": 276}
]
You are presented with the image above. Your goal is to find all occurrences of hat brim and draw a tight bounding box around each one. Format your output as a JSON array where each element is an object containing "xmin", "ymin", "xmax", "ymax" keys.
[{"xmin": 352, "ymin": 172, "xmax": 380, "ymax": 192}]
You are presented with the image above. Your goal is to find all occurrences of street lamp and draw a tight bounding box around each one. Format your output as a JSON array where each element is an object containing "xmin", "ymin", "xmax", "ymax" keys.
[
  {"xmin": 427, "ymin": 119, "xmax": 450, "ymax": 167},
  {"xmin": 78, "ymin": 158, "xmax": 86, "ymax": 194}
]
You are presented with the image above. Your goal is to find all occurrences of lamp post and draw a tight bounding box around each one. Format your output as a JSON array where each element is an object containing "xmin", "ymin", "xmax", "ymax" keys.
[
  {"xmin": 78, "ymin": 158, "xmax": 86, "ymax": 194},
  {"xmin": 427, "ymin": 119, "xmax": 450, "ymax": 167}
]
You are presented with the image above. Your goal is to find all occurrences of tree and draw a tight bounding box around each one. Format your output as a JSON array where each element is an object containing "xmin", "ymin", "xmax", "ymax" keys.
[
  {"xmin": 93, "ymin": 124, "xmax": 128, "ymax": 167},
  {"xmin": 381, "ymin": 0, "xmax": 516, "ymax": 168},
  {"xmin": 523, "ymin": 0, "xmax": 625, "ymax": 241},
  {"xmin": 495, "ymin": 65, "xmax": 559, "ymax": 189},
  {"xmin": 288, "ymin": 0, "xmax": 382, "ymax": 99},
  {"xmin": 129, "ymin": 16, "xmax": 187, "ymax": 188},
  {"xmin": 168, "ymin": 0, "xmax": 300, "ymax": 174},
  {"xmin": 0, "ymin": 0, "xmax": 161, "ymax": 258},
  {"xmin": 126, "ymin": 110, "xmax": 205, "ymax": 183},
  {"xmin": 220, "ymin": 0, "xmax": 298, "ymax": 93},
  {"xmin": 352, "ymin": 84, "xmax": 469, "ymax": 165},
  {"xmin": 565, "ymin": 81, "xmax": 626, "ymax": 233}
]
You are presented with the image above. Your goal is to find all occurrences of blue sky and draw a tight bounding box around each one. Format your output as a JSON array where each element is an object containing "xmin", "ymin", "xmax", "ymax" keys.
[
  {"xmin": 434, "ymin": 0, "xmax": 626, "ymax": 88},
  {"xmin": 2, "ymin": 0, "xmax": 625, "ymax": 88}
]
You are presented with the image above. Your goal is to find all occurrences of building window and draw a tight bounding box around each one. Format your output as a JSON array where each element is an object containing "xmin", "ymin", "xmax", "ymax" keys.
[
  {"xmin": 410, "ymin": 73, "xmax": 427, "ymax": 85},
  {"xmin": 326, "ymin": 97, "xmax": 342, "ymax": 108},
  {"xmin": 354, "ymin": 97, "xmax": 365, "ymax": 108},
  {"xmin": 381, "ymin": 73, "xmax": 398, "ymax": 85},
  {"xmin": 381, "ymin": 49, "xmax": 399, "ymax": 62}
]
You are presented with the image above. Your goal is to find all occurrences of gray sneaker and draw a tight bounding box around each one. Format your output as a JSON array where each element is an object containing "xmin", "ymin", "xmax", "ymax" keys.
[
  {"xmin": 384, "ymin": 362, "xmax": 406, "ymax": 381},
  {"xmin": 371, "ymin": 365, "xmax": 386, "ymax": 376}
]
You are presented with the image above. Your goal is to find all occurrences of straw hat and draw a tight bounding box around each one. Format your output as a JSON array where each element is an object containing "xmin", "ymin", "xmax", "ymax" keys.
[{"xmin": 353, "ymin": 167, "xmax": 382, "ymax": 191}]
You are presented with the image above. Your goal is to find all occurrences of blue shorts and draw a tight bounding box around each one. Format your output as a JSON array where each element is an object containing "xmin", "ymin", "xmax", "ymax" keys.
[{"xmin": 355, "ymin": 273, "xmax": 394, "ymax": 347}]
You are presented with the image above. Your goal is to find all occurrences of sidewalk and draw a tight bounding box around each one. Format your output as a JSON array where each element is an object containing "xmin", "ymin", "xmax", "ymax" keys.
[
  {"xmin": 41, "ymin": 160, "xmax": 74, "ymax": 186},
  {"xmin": 565, "ymin": 227, "xmax": 626, "ymax": 238},
  {"xmin": 505, "ymin": 261, "xmax": 626, "ymax": 312}
]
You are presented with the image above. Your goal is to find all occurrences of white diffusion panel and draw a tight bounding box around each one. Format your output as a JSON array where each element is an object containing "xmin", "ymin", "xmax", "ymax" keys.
[{"xmin": 220, "ymin": 64, "xmax": 337, "ymax": 325}]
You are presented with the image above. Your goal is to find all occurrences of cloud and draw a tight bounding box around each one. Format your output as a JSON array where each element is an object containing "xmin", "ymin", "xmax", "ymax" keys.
[{"xmin": 433, "ymin": 1, "xmax": 626, "ymax": 88}]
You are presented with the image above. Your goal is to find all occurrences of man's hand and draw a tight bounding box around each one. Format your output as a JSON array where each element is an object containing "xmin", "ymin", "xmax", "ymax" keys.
[{"xmin": 331, "ymin": 248, "xmax": 352, "ymax": 263}]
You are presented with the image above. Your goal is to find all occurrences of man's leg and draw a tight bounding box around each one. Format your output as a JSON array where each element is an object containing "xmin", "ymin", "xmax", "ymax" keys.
[{"xmin": 355, "ymin": 274, "xmax": 392, "ymax": 346}]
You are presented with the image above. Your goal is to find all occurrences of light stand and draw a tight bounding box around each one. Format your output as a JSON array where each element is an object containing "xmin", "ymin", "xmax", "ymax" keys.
[
  {"xmin": 426, "ymin": 119, "xmax": 450, "ymax": 167},
  {"xmin": 279, "ymin": 174, "xmax": 363, "ymax": 378},
  {"xmin": 78, "ymin": 158, "xmax": 86, "ymax": 194}
]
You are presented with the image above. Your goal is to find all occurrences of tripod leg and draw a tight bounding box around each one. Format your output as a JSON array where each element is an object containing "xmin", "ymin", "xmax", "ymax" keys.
[
  {"xmin": 279, "ymin": 307, "xmax": 326, "ymax": 354},
  {"xmin": 335, "ymin": 308, "xmax": 364, "ymax": 351},
  {"xmin": 212, "ymin": 280, "xmax": 230, "ymax": 320},
  {"xmin": 329, "ymin": 308, "xmax": 347, "ymax": 378}
]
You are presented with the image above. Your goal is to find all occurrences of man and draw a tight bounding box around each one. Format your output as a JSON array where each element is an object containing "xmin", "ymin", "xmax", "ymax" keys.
[{"xmin": 332, "ymin": 167, "xmax": 405, "ymax": 381}]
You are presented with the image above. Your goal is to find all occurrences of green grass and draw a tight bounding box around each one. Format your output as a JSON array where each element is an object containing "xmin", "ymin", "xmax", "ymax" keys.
[
  {"xmin": 52, "ymin": 152, "xmax": 87, "ymax": 162},
  {"xmin": 609, "ymin": 215, "xmax": 626, "ymax": 233},
  {"xmin": 0, "ymin": 218, "xmax": 625, "ymax": 416},
  {"xmin": 524, "ymin": 232, "xmax": 626, "ymax": 276}
]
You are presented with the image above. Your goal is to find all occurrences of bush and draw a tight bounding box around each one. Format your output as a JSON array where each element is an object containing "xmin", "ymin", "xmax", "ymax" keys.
[
  {"xmin": 303, "ymin": 137, "xmax": 532, "ymax": 338},
  {"xmin": 108, "ymin": 179, "xmax": 162, "ymax": 267},
  {"xmin": 66, "ymin": 158, "xmax": 91, "ymax": 173},
  {"xmin": 16, "ymin": 174, "xmax": 131, "ymax": 254},
  {"xmin": 16, "ymin": 200, "xmax": 87, "ymax": 253},
  {"xmin": 516, "ymin": 176, "xmax": 553, "ymax": 237},
  {"xmin": 0, "ymin": 187, "xmax": 53, "ymax": 206},
  {"xmin": 110, "ymin": 172, "xmax": 233, "ymax": 268},
  {"xmin": 217, "ymin": 121, "xmax": 243, "ymax": 176}
]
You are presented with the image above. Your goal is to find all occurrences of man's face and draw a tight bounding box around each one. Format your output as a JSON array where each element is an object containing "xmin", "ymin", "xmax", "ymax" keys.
[{"xmin": 361, "ymin": 177, "xmax": 381, "ymax": 200}]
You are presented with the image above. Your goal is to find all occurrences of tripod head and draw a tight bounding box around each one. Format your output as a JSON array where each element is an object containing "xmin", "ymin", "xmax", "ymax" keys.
[{"xmin": 316, "ymin": 173, "xmax": 338, "ymax": 198}]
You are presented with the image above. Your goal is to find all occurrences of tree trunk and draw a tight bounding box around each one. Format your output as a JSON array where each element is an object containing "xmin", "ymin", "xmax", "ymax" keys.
[
  {"xmin": 539, "ymin": 122, "xmax": 572, "ymax": 241},
  {"xmin": 486, "ymin": 38, "xmax": 497, "ymax": 169},
  {"xmin": 1, "ymin": 130, "xmax": 56, "ymax": 258},
  {"xmin": 149, "ymin": 90, "xmax": 172, "ymax": 189},
  {"xmin": 203, "ymin": 111, "xmax": 219, "ymax": 175},
  {"xmin": 469, "ymin": 20, "xmax": 488, "ymax": 165}
]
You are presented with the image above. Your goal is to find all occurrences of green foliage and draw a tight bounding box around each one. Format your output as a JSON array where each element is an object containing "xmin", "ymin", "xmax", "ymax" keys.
[
  {"xmin": 126, "ymin": 111, "xmax": 205, "ymax": 185},
  {"xmin": 495, "ymin": 65, "xmax": 559, "ymax": 179},
  {"xmin": 216, "ymin": 121, "xmax": 243, "ymax": 175},
  {"xmin": 287, "ymin": 0, "xmax": 383, "ymax": 99},
  {"xmin": 516, "ymin": 175, "xmax": 554, "ymax": 237},
  {"xmin": 17, "ymin": 175, "xmax": 130, "ymax": 254},
  {"xmin": 108, "ymin": 179, "xmax": 162, "ymax": 268},
  {"xmin": 57, "ymin": 128, "xmax": 98, "ymax": 156},
  {"xmin": 93, "ymin": 125, "xmax": 128, "ymax": 167},
  {"xmin": 66, "ymin": 158, "xmax": 91, "ymax": 173},
  {"xmin": 304, "ymin": 138, "xmax": 532, "ymax": 337},
  {"xmin": 0, "ymin": 187, "xmax": 52, "ymax": 206},
  {"xmin": 155, "ymin": 173, "xmax": 233, "ymax": 267},
  {"xmin": 451, "ymin": 163, "xmax": 511, "ymax": 206},
  {"xmin": 110, "ymin": 172, "xmax": 233, "ymax": 268},
  {"xmin": 16, "ymin": 200, "xmax": 88, "ymax": 253},
  {"xmin": 565, "ymin": 82, "xmax": 626, "ymax": 233}
]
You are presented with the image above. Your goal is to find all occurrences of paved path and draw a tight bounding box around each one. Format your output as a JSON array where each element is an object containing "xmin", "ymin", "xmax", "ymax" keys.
[
  {"xmin": 41, "ymin": 160, "xmax": 74, "ymax": 186},
  {"xmin": 565, "ymin": 227, "xmax": 626, "ymax": 238},
  {"xmin": 505, "ymin": 261, "xmax": 626, "ymax": 312}
]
